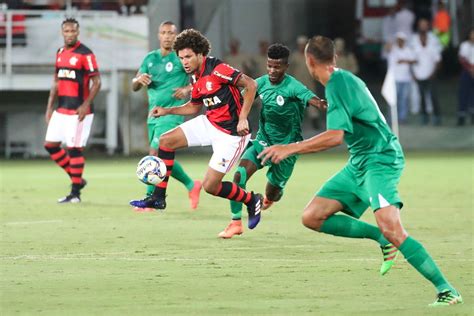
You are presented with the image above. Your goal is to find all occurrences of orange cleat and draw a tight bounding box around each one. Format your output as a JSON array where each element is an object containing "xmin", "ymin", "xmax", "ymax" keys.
[
  {"xmin": 262, "ymin": 196, "xmax": 274, "ymax": 210},
  {"xmin": 218, "ymin": 220, "xmax": 243, "ymax": 239},
  {"xmin": 188, "ymin": 180, "xmax": 202, "ymax": 210}
]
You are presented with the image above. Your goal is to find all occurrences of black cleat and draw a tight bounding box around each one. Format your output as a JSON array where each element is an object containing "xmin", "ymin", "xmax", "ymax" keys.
[
  {"xmin": 129, "ymin": 196, "xmax": 166, "ymax": 210},
  {"xmin": 58, "ymin": 194, "xmax": 81, "ymax": 203}
]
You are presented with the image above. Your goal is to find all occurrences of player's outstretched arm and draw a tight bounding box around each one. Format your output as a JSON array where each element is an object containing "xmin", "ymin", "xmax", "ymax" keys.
[
  {"xmin": 308, "ymin": 96, "xmax": 328, "ymax": 111},
  {"xmin": 235, "ymin": 74, "xmax": 257, "ymax": 136},
  {"xmin": 150, "ymin": 100, "xmax": 202, "ymax": 118},
  {"xmin": 258, "ymin": 130, "xmax": 344, "ymax": 164},
  {"xmin": 45, "ymin": 74, "xmax": 59, "ymax": 124}
]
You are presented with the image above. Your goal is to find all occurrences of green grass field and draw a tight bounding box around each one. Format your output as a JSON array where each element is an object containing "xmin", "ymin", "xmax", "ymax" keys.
[{"xmin": 1, "ymin": 152, "xmax": 472, "ymax": 315}]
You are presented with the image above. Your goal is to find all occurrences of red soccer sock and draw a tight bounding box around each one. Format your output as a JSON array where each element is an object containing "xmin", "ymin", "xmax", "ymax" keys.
[
  {"xmin": 44, "ymin": 144, "xmax": 71, "ymax": 176},
  {"xmin": 154, "ymin": 146, "xmax": 175, "ymax": 197},
  {"xmin": 215, "ymin": 181, "xmax": 252, "ymax": 204}
]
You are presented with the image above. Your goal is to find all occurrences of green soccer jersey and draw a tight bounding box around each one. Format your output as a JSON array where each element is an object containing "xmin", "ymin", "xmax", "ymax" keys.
[
  {"xmin": 255, "ymin": 74, "xmax": 316, "ymax": 145},
  {"xmin": 138, "ymin": 49, "xmax": 189, "ymax": 123},
  {"xmin": 325, "ymin": 69, "xmax": 404, "ymax": 169}
]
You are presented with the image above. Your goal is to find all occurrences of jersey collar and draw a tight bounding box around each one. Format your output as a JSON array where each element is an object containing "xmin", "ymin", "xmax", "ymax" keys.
[{"xmin": 64, "ymin": 40, "xmax": 81, "ymax": 52}]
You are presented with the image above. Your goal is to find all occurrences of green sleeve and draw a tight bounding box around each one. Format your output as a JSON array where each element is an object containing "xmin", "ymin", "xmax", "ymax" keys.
[
  {"xmin": 138, "ymin": 54, "xmax": 149, "ymax": 74},
  {"xmin": 293, "ymin": 80, "xmax": 316, "ymax": 108},
  {"xmin": 326, "ymin": 82, "xmax": 353, "ymax": 133}
]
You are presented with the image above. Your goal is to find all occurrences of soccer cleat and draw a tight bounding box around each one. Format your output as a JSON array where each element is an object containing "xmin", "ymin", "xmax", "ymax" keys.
[
  {"xmin": 218, "ymin": 220, "xmax": 243, "ymax": 239},
  {"xmin": 247, "ymin": 193, "xmax": 263, "ymax": 229},
  {"xmin": 188, "ymin": 180, "xmax": 202, "ymax": 210},
  {"xmin": 380, "ymin": 243, "xmax": 399, "ymax": 276},
  {"xmin": 129, "ymin": 196, "xmax": 166, "ymax": 210},
  {"xmin": 262, "ymin": 196, "xmax": 274, "ymax": 210},
  {"xmin": 429, "ymin": 289, "xmax": 463, "ymax": 306},
  {"xmin": 57, "ymin": 194, "xmax": 81, "ymax": 203}
]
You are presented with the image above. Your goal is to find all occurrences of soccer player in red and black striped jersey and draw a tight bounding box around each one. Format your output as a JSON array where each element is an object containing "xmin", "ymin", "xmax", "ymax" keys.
[
  {"xmin": 130, "ymin": 29, "xmax": 264, "ymax": 230},
  {"xmin": 44, "ymin": 18, "xmax": 101, "ymax": 203}
]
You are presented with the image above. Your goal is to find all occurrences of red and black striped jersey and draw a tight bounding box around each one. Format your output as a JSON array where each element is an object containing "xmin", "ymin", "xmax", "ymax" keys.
[
  {"xmin": 190, "ymin": 56, "xmax": 244, "ymax": 135},
  {"xmin": 55, "ymin": 41, "xmax": 99, "ymax": 114}
]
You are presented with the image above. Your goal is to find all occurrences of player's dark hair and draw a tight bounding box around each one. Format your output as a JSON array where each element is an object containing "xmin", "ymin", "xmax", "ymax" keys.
[
  {"xmin": 267, "ymin": 43, "xmax": 290, "ymax": 64},
  {"xmin": 160, "ymin": 20, "xmax": 176, "ymax": 28},
  {"xmin": 173, "ymin": 29, "xmax": 211, "ymax": 56},
  {"xmin": 306, "ymin": 36, "xmax": 335, "ymax": 64},
  {"xmin": 62, "ymin": 17, "xmax": 79, "ymax": 28}
]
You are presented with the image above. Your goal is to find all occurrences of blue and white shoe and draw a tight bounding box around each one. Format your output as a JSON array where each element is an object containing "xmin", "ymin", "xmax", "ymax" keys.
[
  {"xmin": 129, "ymin": 196, "xmax": 166, "ymax": 210},
  {"xmin": 247, "ymin": 193, "xmax": 263, "ymax": 229}
]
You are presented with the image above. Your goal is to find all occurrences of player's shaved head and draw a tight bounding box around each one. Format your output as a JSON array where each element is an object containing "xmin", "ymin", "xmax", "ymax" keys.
[
  {"xmin": 173, "ymin": 29, "xmax": 211, "ymax": 56},
  {"xmin": 267, "ymin": 43, "xmax": 290, "ymax": 64},
  {"xmin": 305, "ymin": 36, "xmax": 335, "ymax": 64}
]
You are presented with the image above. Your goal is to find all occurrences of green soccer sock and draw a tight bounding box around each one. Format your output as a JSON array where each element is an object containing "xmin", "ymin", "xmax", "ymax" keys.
[
  {"xmin": 320, "ymin": 214, "xmax": 389, "ymax": 246},
  {"xmin": 170, "ymin": 160, "xmax": 194, "ymax": 191},
  {"xmin": 145, "ymin": 160, "xmax": 194, "ymax": 197},
  {"xmin": 399, "ymin": 236, "xmax": 456, "ymax": 294},
  {"xmin": 229, "ymin": 166, "xmax": 247, "ymax": 220}
]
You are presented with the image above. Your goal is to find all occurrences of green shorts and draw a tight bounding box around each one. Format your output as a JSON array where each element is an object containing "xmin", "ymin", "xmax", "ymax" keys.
[
  {"xmin": 317, "ymin": 163, "xmax": 404, "ymax": 219},
  {"xmin": 147, "ymin": 115, "xmax": 184, "ymax": 149},
  {"xmin": 241, "ymin": 140, "xmax": 297, "ymax": 189}
]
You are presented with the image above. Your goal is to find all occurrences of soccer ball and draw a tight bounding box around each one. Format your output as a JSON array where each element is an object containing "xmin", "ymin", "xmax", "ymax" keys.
[{"xmin": 136, "ymin": 156, "xmax": 167, "ymax": 185}]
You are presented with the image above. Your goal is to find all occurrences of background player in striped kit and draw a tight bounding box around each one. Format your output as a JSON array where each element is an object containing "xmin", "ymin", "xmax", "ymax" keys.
[
  {"xmin": 219, "ymin": 43, "xmax": 326, "ymax": 238},
  {"xmin": 131, "ymin": 21, "xmax": 202, "ymax": 211},
  {"xmin": 44, "ymin": 18, "xmax": 101, "ymax": 203}
]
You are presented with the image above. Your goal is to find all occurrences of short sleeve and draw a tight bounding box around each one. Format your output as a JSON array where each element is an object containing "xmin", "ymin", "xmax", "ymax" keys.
[
  {"xmin": 138, "ymin": 55, "xmax": 149, "ymax": 74},
  {"xmin": 292, "ymin": 80, "xmax": 316, "ymax": 108},
  {"xmin": 326, "ymin": 78, "xmax": 353, "ymax": 133},
  {"xmin": 83, "ymin": 53, "xmax": 99, "ymax": 75},
  {"xmin": 212, "ymin": 63, "xmax": 242, "ymax": 85}
]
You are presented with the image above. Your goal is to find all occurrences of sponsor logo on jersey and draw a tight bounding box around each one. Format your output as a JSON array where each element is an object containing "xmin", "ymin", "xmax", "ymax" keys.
[
  {"xmin": 203, "ymin": 96, "xmax": 222, "ymax": 107},
  {"xmin": 58, "ymin": 69, "xmax": 76, "ymax": 79},
  {"xmin": 165, "ymin": 61, "xmax": 173, "ymax": 72},
  {"xmin": 69, "ymin": 56, "xmax": 78, "ymax": 66},
  {"xmin": 276, "ymin": 95, "xmax": 285, "ymax": 106},
  {"xmin": 206, "ymin": 81, "xmax": 213, "ymax": 91},
  {"xmin": 213, "ymin": 70, "xmax": 232, "ymax": 81}
]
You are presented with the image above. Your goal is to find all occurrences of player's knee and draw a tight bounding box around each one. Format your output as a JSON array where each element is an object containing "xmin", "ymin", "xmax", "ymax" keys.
[
  {"xmin": 301, "ymin": 209, "xmax": 323, "ymax": 231},
  {"xmin": 378, "ymin": 220, "xmax": 408, "ymax": 246},
  {"xmin": 266, "ymin": 189, "xmax": 282, "ymax": 202},
  {"xmin": 67, "ymin": 147, "xmax": 82, "ymax": 157},
  {"xmin": 158, "ymin": 134, "xmax": 173, "ymax": 148},
  {"xmin": 233, "ymin": 166, "xmax": 247, "ymax": 187},
  {"xmin": 202, "ymin": 179, "xmax": 219, "ymax": 195}
]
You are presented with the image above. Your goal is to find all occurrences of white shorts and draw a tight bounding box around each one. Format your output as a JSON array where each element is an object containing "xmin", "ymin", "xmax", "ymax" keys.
[
  {"xmin": 45, "ymin": 111, "xmax": 94, "ymax": 147},
  {"xmin": 180, "ymin": 115, "xmax": 250, "ymax": 174}
]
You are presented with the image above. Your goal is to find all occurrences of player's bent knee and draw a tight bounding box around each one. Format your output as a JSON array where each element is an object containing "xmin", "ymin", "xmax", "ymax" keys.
[
  {"xmin": 202, "ymin": 180, "xmax": 219, "ymax": 195},
  {"xmin": 234, "ymin": 166, "xmax": 247, "ymax": 186},
  {"xmin": 301, "ymin": 210, "xmax": 324, "ymax": 231}
]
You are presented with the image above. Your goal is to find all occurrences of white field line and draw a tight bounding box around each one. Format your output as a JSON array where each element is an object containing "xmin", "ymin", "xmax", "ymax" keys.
[
  {"xmin": 3, "ymin": 220, "xmax": 63, "ymax": 226},
  {"xmin": 0, "ymin": 254, "xmax": 472, "ymax": 263}
]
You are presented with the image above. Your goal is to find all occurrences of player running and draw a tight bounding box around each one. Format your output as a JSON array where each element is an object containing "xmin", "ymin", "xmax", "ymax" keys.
[
  {"xmin": 44, "ymin": 18, "xmax": 101, "ymax": 203},
  {"xmin": 131, "ymin": 21, "xmax": 202, "ymax": 212},
  {"xmin": 129, "ymin": 29, "xmax": 263, "ymax": 229},
  {"xmin": 218, "ymin": 43, "xmax": 326, "ymax": 238},
  {"xmin": 258, "ymin": 35, "xmax": 462, "ymax": 306}
]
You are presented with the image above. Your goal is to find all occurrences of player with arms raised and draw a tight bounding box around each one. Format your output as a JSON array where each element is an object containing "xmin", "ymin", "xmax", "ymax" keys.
[
  {"xmin": 130, "ymin": 29, "xmax": 263, "ymax": 229},
  {"xmin": 259, "ymin": 35, "xmax": 462, "ymax": 306},
  {"xmin": 219, "ymin": 43, "xmax": 326, "ymax": 238}
]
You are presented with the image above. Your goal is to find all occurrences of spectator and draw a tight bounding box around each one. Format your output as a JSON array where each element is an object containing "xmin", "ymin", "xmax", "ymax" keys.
[
  {"xmin": 224, "ymin": 38, "xmax": 253, "ymax": 76},
  {"xmin": 433, "ymin": 0, "xmax": 451, "ymax": 49},
  {"xmin": 388, "ymin": 32, "xmax": 415, "ymax": 124},
  {"xmin": 252, "ymin": 40, "xmax": 269, "ymax": 77},
  {"xmin": 394, "ymin": 0, "xmax": 415, "ymax": 40},
  {"xmin": 334, "ymin": 37, "xmax": 359, "ymax": 75},
  {"xmin": 457, "ymin": 28, "xmax": 474, "ymax": 126},
  {"xmin": 289, "ymin": 35, "xmax": 320, "ymax": 129},
  {"xmin": 411, "ymin": 24, "xmax": 442, "ymax": 125}
]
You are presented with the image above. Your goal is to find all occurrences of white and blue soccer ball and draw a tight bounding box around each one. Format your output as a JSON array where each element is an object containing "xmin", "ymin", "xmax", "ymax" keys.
[{"xmin": 136, "ymin": 156, "xmax": 167, "ymax": 185}]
